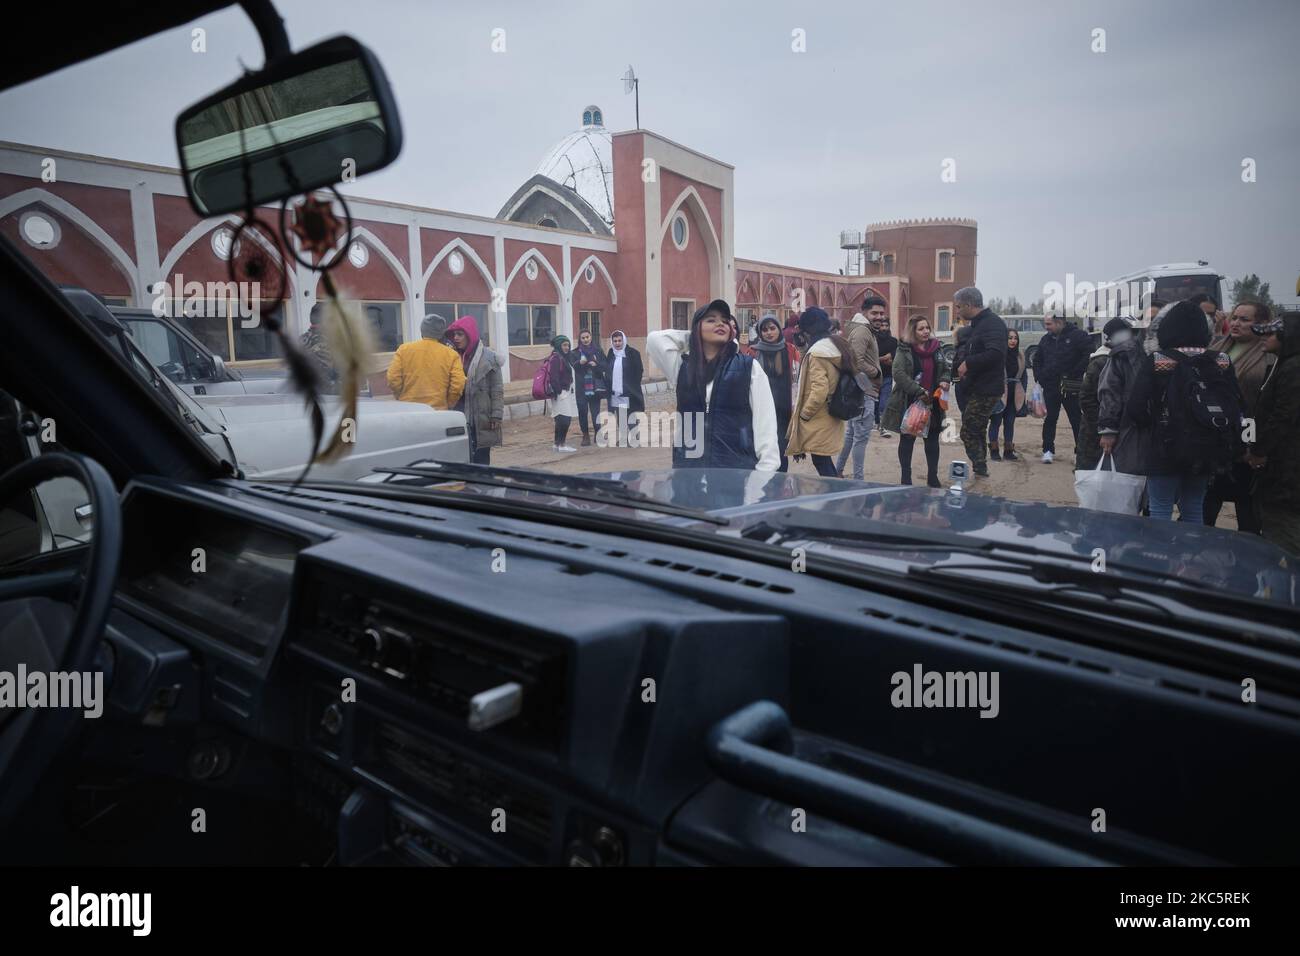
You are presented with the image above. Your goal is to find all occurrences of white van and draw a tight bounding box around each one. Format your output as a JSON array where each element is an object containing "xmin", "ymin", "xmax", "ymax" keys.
[{"xmin": 1086, "ymin": 262, "xmax": 1229, "ymax": 332}]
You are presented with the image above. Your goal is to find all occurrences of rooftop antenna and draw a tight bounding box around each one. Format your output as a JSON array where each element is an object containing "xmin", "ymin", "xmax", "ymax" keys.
[{"xmin": 622, "ymin": 65, "xmax": 639, "ymax": 129}]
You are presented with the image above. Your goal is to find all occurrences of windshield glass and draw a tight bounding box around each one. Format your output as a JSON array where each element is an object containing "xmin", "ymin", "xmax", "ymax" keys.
[
  {"xmin": 1153, "ymin": 275, "xmax": 1222, "ymax": 305},
  {"xmin": 0, "ymin": 1, "xmax": 1296, "ymax": 610}
]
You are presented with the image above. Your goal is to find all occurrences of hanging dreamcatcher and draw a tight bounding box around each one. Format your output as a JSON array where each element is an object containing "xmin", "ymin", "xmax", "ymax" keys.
[{"xmin": 225, "ymin": 94, "xmax": 376, "ymax": 481}]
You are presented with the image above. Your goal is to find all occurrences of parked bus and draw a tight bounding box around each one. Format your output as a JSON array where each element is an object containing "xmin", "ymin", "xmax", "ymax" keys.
[{"xmin": 1084, "ymin": 261, "xmax": 1229, "ymax": 332}]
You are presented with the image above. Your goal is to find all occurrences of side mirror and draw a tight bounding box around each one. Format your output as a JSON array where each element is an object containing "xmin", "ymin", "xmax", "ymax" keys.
[
  {"xmin": 211, "ymin": 355, "xmax": 230, "ymax": 381},
  {"xmin": 175, "ymin": 35, "xmax": 403, "ymax": 216}
]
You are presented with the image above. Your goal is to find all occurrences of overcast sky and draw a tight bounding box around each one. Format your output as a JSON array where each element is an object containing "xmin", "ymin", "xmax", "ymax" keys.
[{"xmin": 2, "ymin": 0, "xmax": 1297, "ymax": 305}]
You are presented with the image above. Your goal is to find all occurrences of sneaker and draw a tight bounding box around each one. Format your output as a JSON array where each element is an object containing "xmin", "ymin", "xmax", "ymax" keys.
[
  {"xmin": 990, "ymin": 447, "xmax": 1002, "ymax": 462},
  {"xmin": 555, "ymin": 444, "xmax": 577, "ymax": 453},
  {"xmin": 879, "ymin": 430, "xmax": 893, "ymax": 439},
  {"xmin": 580, "ymin": 435, "xmax": 591, "ymax": 447},
  {"xmin": 1041, "ymin": 450, "xmax": 1054, "ymax": 464},
  {"xmin": 1004, "ymin": 448, "xmax": 1019, "ymax": 461}
]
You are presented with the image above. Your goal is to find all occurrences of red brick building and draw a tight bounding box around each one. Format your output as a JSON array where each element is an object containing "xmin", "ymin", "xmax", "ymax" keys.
[{"xmin": 0, "ymin": 109, "xmax": 975, "ymax": 387}]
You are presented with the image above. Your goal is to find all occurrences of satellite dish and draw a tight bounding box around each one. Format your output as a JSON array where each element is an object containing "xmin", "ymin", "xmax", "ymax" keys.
[{"xmin": 621, "ymin": 66, "xmax": 640, "ymax": 128}]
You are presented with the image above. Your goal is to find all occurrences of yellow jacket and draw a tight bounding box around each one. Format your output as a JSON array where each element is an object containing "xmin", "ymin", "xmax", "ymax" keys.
[{"xmin": 386, "ymin": 338, "xmax": 467, "ymax": 409}]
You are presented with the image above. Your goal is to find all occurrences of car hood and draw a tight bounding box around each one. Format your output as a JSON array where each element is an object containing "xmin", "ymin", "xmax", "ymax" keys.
[
  {"xmin": 203, "ymin": 395, "xmax": 442, "ymax": 425},
  {"xmin": 437, "ymin": 468, "xmax": 1297, "ymax": 606}
]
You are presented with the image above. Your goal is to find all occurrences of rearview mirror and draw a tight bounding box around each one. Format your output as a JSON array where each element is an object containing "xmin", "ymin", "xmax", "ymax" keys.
[{"xmin": 175, "ymin": 35, "xmax": 403, "ymax": 216}]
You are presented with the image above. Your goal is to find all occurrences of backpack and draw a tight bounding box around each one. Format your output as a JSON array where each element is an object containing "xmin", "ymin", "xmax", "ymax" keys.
[
  {"xmin": 531, "ymin": 358, "xmax": 555, "ymax": 400},
  {"xmin": 1153, "ymin": 350, "xmax": 1242, "ymax": 472},
  {"xmin": 827, "ymin": 369, "xmax": 866, "ymax": 420}
]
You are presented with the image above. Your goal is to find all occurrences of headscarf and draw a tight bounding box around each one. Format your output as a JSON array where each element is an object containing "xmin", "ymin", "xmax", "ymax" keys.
[
  {"xmin": 609, "ymin": 330, "xmax": 627, "ymax": 397},
  {"xmin": 576, "ymin": 332, "xmax": 601, "ymax": 361},
  {"xmin": 446, "ymin": 315, "xmax": 480, "ymax": 372},
  {"xmin": 548, "ymin": 335, "xmax": 572, "ymax": 390},
  {"xmin": 750, "ymin": 314, "xmax": 792, "ymax": 412},
  {"xmin": 751, "ymin": 313, "xmax": 787, "ymax": 353}
]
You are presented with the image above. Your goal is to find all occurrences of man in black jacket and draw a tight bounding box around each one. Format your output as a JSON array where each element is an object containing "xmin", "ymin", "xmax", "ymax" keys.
[
  {"xmin": 953, "ymin": 287, "xmax": 1007, "ymax": 477},
  {"xmin": 1032, "ymin": 313, "xmax": 1091, "ymax": 463}
]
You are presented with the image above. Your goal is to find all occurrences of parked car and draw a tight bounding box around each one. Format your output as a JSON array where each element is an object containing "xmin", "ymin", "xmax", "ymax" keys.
[
  {"xmin": 111, "ymin": 306, "xmax": 289, "ymax": 396},
  {"xmin": 59, "ymin": 288, "xmax": 469, "ymax": 481}
]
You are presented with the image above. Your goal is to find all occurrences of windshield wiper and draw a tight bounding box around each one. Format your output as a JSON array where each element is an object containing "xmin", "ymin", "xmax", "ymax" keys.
[
  {"xmin": 908, "ymin": 561, "xmax": 1179, "ymax": 621},
  {"xmin": 740, "ymin": 507, "xmax": 1293, "ymax": 623},
  {"xmin": 365, "ymin": 463, "xmax": 729, "ymax": 525}
]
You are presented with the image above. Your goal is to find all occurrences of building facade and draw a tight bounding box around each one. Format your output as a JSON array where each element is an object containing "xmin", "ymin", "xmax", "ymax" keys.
[{"xmin": 0, "ymin": 109, "xmax": 975, "ymax": 388}]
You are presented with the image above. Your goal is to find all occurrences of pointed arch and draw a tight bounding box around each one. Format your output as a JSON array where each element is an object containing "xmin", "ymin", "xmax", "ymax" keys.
[
  {"xmin": 0, "ymin": 187, "xmax": 142, "ymax": 302},
  {"xmin": 567, "ymin": 253, "xmax": 618, "ymax": 304},
  {"xmin": 659, "ymin": 185, "xmax": 723, "ymax": 299},
  {"xmin": 157, "ymin": 213, "xmax": 295, "ymax": 302},
  {"xmin": 505, "ymin": 247, "xmax": 565, "ymax": 301},
  {"xmin": 422, "ymin": 236, "xmax": 495, "ymax": 293},
  {"xmin": 312, "ymin": 226, "xmax": 412, "ymax": 300}
]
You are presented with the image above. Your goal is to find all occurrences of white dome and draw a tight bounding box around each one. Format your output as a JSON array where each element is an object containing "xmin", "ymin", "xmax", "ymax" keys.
[{"xmin": 535, "ymin": 116, "xmax": 614, "ymax": 229}]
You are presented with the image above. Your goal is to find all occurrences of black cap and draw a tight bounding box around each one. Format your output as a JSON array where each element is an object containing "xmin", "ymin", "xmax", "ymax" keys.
[
  {"xmin": 691, "ymin": 299, "xmax": 733, "ymax": 325},
  {"xmin": 797, "ymin": 307, "xmax": 831, "ymax": 332},
  {"xmin": 1102, "ymin": 318, "xmax": 1131, "ymax": 339}
]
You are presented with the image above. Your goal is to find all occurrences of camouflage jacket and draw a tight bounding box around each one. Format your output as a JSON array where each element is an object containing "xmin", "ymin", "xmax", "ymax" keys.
[{"xmin": 300, "ymin": 326, "xmax": 333, "ymax": 370}]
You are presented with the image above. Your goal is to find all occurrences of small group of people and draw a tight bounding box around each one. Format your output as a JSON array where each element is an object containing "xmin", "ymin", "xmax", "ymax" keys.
[
  {"xmin": 382, "ymin": 312, "xmax": 503, "ymax": 463},
  {"xmin": 643, "ymin": 295, "xmax": 960, "ymax": 482},
  {"xmin": 1073, "ymin": 297, "xmax": 1299, "ymax": 553},
  {"xmin": 538, "ymin": 329, "xmax": 646, "ymax": 453}
]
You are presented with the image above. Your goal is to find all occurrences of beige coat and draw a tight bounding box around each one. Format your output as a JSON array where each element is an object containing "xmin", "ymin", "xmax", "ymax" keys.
[
  {"xmin": 787, "ymin": 337, "xmax": 847, "ymax": 457},
  {"xmin": 843, "ymin": 313, "xmax": 882, "ymax": 398},
  {"xmin": 1210, "ymin": 333, "xmax": 1274, "ymax": 416}
]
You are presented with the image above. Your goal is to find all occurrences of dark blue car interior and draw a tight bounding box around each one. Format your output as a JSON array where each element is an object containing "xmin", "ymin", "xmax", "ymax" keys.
[{"xmin": 6, "ymin": 474, "xmax": 1296, "ymax": 866}]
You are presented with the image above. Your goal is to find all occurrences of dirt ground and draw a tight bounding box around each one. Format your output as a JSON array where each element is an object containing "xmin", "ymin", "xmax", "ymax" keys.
[
  {"xmin": 496, "ymin": 392, "xmax": 1070, "ymax": 504},
  {"xmin": 490, "ymin": 389, "xmax": 1242, "ymax": 523}
]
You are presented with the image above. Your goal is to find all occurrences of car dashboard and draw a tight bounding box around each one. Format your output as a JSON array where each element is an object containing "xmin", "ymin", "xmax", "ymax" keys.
[{"xmin": 77, "ymin": 476, "xmax": 1300, "ymax": 867}]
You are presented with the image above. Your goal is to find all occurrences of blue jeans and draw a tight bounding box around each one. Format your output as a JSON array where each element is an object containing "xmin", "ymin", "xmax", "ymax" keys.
[
  {"xmin": 1146, "ymin": 475, "xmax": 1210, "ymax": 522},
  {"xmin": 835, "ymin": 401, "xmax": 876, "ymax": 479},
  {"xmin": 876, "ymin": 377, "xmax": 893, "ymax": 427},
  {"xmin": 988, "ymin": 381, "xmax": 1018, "ymax": 443}
]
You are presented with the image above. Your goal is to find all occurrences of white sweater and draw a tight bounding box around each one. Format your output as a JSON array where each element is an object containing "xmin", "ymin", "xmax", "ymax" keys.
[{"xmin": 646, "ymin": 329, "xmax": 780, "ymax": 471}]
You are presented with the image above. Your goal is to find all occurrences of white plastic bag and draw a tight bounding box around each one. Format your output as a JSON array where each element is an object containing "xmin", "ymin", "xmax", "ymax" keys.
[
  {"xmin": 901, "ymin": 399, "xmax": 931, "ymax": 438},
  {"xmin": 1029, "ymin": 383, "xmax": 1048, "ymax": 418},
  {"xmin": 1074, "ymin": 454, "xmax": 1146, "ymax": 514}
]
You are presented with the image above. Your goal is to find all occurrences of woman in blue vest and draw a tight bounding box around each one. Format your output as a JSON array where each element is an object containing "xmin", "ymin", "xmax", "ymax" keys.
[{"xmin": 648, "ymin": 299, "xmax": 780, "ymax": 470}]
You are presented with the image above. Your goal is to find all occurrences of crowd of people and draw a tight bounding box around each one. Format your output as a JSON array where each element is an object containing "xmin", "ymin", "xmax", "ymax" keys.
[{"xmin": 343, "ymin": 289, "xmax": 1298, "ymax": 556}]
